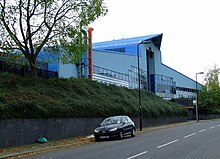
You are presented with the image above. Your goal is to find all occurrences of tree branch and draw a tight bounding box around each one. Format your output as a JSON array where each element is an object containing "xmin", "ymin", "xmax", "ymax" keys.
[
  {"xmin": 34, "ymin": 0, "xmax": 71, "ymax": 59},
  {"xmin": 26, "ymin": 0, "xmax": 35, "ymax": 59},
  {"xmin": 0, "ymin": 1, "xmax": 26, "ymax": 55},
  {"xmin": 19, "ymin": 0, "xmax": 28, "ymax": 53}
]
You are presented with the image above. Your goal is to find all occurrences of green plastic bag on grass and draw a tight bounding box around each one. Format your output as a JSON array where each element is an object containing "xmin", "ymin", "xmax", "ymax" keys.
[{"xmin": 37, "ymin": 137, "xmax": 48, "ymax": 143}]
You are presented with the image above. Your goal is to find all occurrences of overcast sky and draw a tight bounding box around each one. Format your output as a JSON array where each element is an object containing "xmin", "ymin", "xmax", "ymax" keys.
[{"xmin": 90, "ymin": 0, "xmax": 220, "ymax": 83}]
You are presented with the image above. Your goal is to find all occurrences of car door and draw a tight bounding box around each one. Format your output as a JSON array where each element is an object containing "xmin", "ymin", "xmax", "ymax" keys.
[
  {"xmin": 121, "ymin": 116, "xmax": 130, "ymax": 134},
  {"xmin": 125, "ymin": 116, "xmax": 134, "ymax": 133}
]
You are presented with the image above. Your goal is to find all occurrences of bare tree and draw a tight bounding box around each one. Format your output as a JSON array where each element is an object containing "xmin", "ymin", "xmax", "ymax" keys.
[{"xmin": 0, "ymin": 0, "xmax": 107, "ymax": 78}]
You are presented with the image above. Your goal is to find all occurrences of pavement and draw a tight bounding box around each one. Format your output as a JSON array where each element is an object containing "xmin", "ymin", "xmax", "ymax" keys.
[
  {"xmin": 0, "ymin": 135, "xmax": 95, "ymax": 159},
  {"xmin": 0, "ymin": 121, "xmax": 195, "ymax": 159}
]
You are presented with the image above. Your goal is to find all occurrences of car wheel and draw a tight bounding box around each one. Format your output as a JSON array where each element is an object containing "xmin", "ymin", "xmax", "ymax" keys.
[
  {"xmin": 119, "ymin": 130, "xmax": 124, "ymax": 139},
  {"xmin": 131, "ymin": 128, "xmax": 136, "ymax": 137},
  {"xmin": 95, "ymin": 136, "xmax": 100, "ymax": 142}
]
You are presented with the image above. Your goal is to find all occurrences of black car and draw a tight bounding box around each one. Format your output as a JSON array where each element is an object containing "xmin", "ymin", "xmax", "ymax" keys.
[{"xmin": 94, "ymin": 115, "xmax": 136, "ymax": 141}]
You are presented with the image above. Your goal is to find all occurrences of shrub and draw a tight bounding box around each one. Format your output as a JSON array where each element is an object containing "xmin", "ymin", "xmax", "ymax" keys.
[{"xmin": 0, "ymin": 73, "xmax": 187, "ymax": 119}]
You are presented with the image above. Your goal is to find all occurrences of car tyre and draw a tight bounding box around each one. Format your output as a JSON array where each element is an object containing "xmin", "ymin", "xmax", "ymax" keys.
[
  {"xmin": 95, "ymin": 136, "xmax": 100, "ymax": 142},
  {"xmin": 119, "ymin": 130, "xmax": 124, "ymax": 139},
  {"xmin": 131, "ymin": 128, "xmax": 136, "ymax": 137}
]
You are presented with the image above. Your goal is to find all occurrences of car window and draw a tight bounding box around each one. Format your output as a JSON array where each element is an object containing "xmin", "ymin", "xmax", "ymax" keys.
[
  {"xmin": 122, "ymin": 117, "xmax": 128, "ymax": 123},
  {"xmin": 101, "ymin": 117, "xmax": 121, "ymax": 126},
  {"xmin": 126, "ymin": 116, "xmax": 132, "ymax": 123}
]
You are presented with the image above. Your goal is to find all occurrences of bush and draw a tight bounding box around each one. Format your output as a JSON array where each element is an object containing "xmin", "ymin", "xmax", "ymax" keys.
[{"xmin": 0, "ymin": 73, "xmax": 188, "ymax": 119}]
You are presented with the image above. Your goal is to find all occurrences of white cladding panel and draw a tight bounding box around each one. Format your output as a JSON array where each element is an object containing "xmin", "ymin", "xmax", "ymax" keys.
[
  {"xmin": 93, "ymin": 50, "xmax": 138, "ymax": 73},
  {"xmin": 58, "ymin": 62, "xmax": 78, "ymax": 78}
]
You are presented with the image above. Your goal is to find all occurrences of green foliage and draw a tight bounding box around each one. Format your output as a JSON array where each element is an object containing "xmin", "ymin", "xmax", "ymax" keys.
[
  {"xmin": 0, "ymin": 73, "xmax": 187, "ymax": 119},
  {"xmin": 0, "ymin": 0, "xmax": 107, "ymax": 77},
  {"xmin": 199, "ymin": 65, "xmax": 220, "ymax": 114},
  {"xmin": 204, "ymin": 65, "xmax": 220, "ymax": 91}
]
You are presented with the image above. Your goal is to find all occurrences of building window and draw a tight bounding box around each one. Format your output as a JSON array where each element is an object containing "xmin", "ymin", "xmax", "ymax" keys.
[
  {"xmin": 176, "ymin": 86, "xmax": 196, "ymax": 93},
  {"xmin": 155, "ymin": 74, "xmax": 176, "ymax": 95},
  {"xmin": 105, "ymin": 48, "xmax": 125, "ymax": 53}
]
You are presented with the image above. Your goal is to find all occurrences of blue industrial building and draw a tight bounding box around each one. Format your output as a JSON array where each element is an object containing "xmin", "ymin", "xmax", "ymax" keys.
[{"xmin": 55, "ymin": 34, "xmax": 203, "ymax": 100}]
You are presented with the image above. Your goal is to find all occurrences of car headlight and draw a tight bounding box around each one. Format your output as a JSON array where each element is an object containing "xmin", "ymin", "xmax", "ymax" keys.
[
  {"xmin": 94, "ymin": 129, "xmax": 99, "ymax": 133},
  {"xmin": 109, "ymin": 128, "xmax": 117, "ymax": 132}
]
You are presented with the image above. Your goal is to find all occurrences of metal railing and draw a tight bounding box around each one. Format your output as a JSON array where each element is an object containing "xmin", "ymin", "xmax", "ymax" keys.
[
  {"xmin": 93, "ymin": 65, "xmax": 129, "ymax": 81},
  {"xmin": 128, "ymin": 66, "xmax": 148, "ymax": 90},
  {"xmin": 93, "ymin": 65, "xmax": 129, "ymax": 87}
]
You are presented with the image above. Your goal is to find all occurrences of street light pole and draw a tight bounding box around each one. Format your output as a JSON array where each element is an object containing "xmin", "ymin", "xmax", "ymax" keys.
[
  {"xmin": 195, "ymin": 72, "xmax": 204, "ymax": 122},
  {"xmin": 137, "ymin": 42, "xmax": 142, "ymax": 131},
  {"xmin": 137, "ymin": 40, "xmax": 150, "ymax": 131}
]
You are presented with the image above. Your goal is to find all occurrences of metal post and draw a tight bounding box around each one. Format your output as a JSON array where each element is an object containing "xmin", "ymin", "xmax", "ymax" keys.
[
  {"xmin": 195, "ymin": 74, "xmax": 198, "ymax": 122},
  {"xmin": 195, "ymin": 72, "xmax": 204, "ymax": 122},
  {"xmin": 88, "ymin": 28, "xmax": 94, "ymax": 80},
  {"xmin": 84, "ymin": 31, "xmax": 88, "ymax": 78},
  {"xmin": 137, "ymin": 43, "xmax": 142, "ymax": 131}
]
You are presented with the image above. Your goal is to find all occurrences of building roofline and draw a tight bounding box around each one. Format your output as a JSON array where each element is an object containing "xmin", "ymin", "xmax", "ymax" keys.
[
  {"xmin": 161, "ymin": 63, "xmax": 204, "ymax": 86},
  {"xmin": 92, "ymin": 49, "xmax": 137, "ymax": 56},
  {"xmin": 93, "ymin": 34, "xmax": 163, "ymax": 50}
]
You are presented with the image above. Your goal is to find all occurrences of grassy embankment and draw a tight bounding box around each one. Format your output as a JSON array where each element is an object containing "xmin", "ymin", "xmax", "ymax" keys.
[{"xmin": 0, "ymin": 73, "xmax": 188, "ymax": 119}]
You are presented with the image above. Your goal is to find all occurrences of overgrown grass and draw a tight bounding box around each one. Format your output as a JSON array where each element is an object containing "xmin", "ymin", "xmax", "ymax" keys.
[{"xmin": 0, "ymin": 73, "xmax": 188, "ymax": 119}]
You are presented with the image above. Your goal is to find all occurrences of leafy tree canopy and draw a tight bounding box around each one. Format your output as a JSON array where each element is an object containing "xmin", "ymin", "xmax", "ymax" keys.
[
  {"xmin": 199, "ymin": 65, "xmax": 220, "ymax": 114},
  {"xmin": 204, "ymin": 65, "xmax": 220, "ymax": 92},
  {"xmin": 0, "ymin": 0, "xmax": 107, "ymax": 78}
]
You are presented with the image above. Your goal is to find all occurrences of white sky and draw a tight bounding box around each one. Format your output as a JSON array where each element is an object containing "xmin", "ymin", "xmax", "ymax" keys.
[{"xmin": 90, "ymin": 0, "xmax": 220, "ymax": 84}]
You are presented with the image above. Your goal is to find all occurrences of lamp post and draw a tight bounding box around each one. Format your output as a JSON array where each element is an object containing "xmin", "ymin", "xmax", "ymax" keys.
[
  {"xmin": 137, "ymin": 42, "xmax": 142, "ymax": 131},
  {"xmin": 137, "ymin": 40, "xmax": 150, "ymax": 131},
  {"xmin": 195, "ymin": 72, "xmax": 204, "ymax": 122}
]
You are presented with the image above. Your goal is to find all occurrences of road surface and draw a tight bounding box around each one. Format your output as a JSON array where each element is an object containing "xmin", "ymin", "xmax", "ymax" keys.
[{"xmin": 21, "ymin": 119, "xmax": 220, "ymax": 159}]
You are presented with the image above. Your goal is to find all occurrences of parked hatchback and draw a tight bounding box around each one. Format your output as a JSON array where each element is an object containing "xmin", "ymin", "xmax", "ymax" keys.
[{"xmin": 94, "ymin": 115, "xmax": 136, "ymax": 141}]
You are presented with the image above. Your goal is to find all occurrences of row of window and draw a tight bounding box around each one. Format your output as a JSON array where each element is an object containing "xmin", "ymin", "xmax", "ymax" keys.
[
  {"xmin": 154, "ymin": 75, "xmax": 175, "ymax": 87},
  {"xmin": 105, "ymin": 48, "xmax": 125, "ymax": 53},
  {"xmin": 178, "ymin": 94, "xmax": 196, "ymax": 99},
  {"xmin": 156, "ymin": 85, "xmax": 197, "ymax": 95},
  {"xmin": 176, "ymin": 87, "xmax": 196, "ymax": 93}
]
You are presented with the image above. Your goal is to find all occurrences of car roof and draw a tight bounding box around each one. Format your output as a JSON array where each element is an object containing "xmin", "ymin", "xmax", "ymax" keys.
[{"xmin": 107, "ymin": 115, "xmax": 129, "ymax": 118}]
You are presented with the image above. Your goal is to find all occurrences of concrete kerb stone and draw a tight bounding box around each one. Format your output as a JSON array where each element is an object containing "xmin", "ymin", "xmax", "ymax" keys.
[
  {"xmin": 0, "ymin": 136, "xmax": 94, "ymax": 159},
  {"xmin": 1, "ymin": 144, "xmax": 80, "ymax": 159},
  {"xmin": 0, "ymin": 121, "xmax": 196, "ymax": 159}
]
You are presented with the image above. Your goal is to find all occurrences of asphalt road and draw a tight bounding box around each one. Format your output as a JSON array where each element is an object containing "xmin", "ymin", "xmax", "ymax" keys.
[{"xmin": 21, "ymin": 119, "xmax": 220, "ymax": 159}]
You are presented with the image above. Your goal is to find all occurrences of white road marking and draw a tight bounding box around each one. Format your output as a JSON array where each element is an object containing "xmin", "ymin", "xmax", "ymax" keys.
[
  {"xmin": 126, "ymin": 151, "xmax": 148, "ymax": 159},
  {"xmin": 157, "ymin": 139, "xmax": 179, "ymax": 149},
  {"xmin": 127, "ymin": 124, "xmax": 220, "ymax": 158},
  {"xmin": 199, "ymin": 129, "xmax": 207, "ymax": 133},
  {"xmin": 183, "ymin": 133, "xmax": 196, "ymax": 139}
]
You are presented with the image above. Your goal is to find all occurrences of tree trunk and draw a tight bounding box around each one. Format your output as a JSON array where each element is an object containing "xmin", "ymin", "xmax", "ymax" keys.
[{"xmin": 30, "ymin": 61, "xmax": 38, "ymax": 79}]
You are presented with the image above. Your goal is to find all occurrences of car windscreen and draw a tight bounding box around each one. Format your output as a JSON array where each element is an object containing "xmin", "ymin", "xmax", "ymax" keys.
[{"xmin": 101, "ymin": 117, "xmax": 122, "ymax": 126}]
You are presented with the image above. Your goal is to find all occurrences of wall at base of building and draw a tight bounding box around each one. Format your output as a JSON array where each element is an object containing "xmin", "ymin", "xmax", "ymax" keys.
[{"xmin": 0, "ymin": 116, "xmax": 187, "ymax": 148}]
